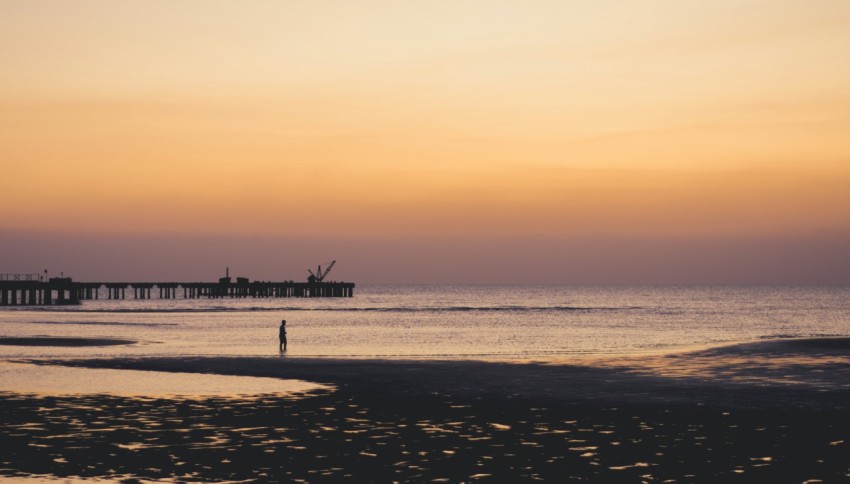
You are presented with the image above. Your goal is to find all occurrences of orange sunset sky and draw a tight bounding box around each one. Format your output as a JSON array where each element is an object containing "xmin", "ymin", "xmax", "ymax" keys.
[{"xmin": 1, "ymin": 1, "xmax": 849, "ymax": 283}]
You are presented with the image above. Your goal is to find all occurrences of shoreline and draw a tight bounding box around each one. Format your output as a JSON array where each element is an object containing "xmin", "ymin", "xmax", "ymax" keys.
[
  {"xmin": 2, "ymin": 337, "xmax": 848, "ymax": 482},
  {"xmin": 19, "ymin": 336, "xmax": 850, "ymax": 408}
]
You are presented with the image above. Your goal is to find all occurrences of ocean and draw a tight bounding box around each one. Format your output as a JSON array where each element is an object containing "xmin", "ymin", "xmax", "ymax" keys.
[{"xmin": 2, "ymin": 285, "xmax": 849, "ymax": 360}]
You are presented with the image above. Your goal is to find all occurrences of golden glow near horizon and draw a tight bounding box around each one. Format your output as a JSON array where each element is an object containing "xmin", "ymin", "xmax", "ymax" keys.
[{"xmin": 2, "ymin": 1, "xmax": 849, "ymax": 240}]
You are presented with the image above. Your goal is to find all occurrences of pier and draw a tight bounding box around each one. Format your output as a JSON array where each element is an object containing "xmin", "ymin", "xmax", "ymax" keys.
[{"xmin": 0, "ymin": 274, "xmax": 355, "ymax": 306}]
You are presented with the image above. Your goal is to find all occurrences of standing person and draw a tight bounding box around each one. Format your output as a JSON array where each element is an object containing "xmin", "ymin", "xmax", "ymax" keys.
[{"xmin": 279, "ymin": 319, "xmax": 287, "ymax": 352}]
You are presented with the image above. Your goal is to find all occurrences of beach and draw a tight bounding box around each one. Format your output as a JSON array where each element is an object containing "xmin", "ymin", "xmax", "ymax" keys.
[
  {"xmin": 5, "ymin": 0, "xmax": 850, "ymax": 480},
  {"xmin": 2, "ymin": 337, "xmax": 848, "ymax": 482}
]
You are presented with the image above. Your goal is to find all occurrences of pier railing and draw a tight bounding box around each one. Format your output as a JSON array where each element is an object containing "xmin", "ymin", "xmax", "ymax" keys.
[{"xmin": 0, "ymin": 273, "xmax": 43, "ymax": 282}]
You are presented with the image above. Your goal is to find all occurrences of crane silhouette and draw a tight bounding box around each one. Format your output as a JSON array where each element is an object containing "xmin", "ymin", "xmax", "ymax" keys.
[{"xmin": 307, "ymin": 260, "xmax": 336, "ymax": 283}]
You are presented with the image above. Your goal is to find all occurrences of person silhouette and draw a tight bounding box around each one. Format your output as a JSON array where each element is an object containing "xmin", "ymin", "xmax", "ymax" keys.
[{"xmin": 279, "ymin": 320, "xmax": 287, "ymax": 352}]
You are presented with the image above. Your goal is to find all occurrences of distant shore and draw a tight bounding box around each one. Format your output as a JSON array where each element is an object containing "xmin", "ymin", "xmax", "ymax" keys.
[
  {"xmin": 0, "ymin": 336, "xmax": 136, "ymax": 347},
  {"xmin": 2, "ymin": 337, "xmax": 848, "ymax": 482}
]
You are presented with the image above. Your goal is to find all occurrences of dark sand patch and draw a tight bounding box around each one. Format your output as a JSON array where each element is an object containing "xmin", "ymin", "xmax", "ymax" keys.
[
  {"xmin": 0, "ymin": 337, "xmax": 136, "ymax": 347},
  {"xmin": 599, "ymin": 337, "xmax": 850, "ymax": 390},
  {"xmin": 2, "ymin": 337, "xmax": 849, "ymax": 482},
  {"xmin": 690, "ymin": 336, "xmax": 850, "ymax": 356}
]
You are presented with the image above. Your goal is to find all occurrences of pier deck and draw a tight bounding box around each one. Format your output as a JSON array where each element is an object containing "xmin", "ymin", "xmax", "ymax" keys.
[{"xmin": 0, "ymin": 277, "xmax": 354, "ymax": 306}]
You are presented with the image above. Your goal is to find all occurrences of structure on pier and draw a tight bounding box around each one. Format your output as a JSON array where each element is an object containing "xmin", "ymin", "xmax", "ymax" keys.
[{"xmin": 0, "ymin": 273, "xmax": 355, "ymax": 306}]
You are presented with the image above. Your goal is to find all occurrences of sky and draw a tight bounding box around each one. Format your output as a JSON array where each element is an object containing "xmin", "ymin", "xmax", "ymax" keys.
[{"xmin": 1, "ymin": 0, "xmax": 849, "ymax": 283}]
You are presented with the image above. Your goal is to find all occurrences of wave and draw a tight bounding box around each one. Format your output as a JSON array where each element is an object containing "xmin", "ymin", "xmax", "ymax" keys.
[
  {"xmin": 757, "ymin": 332, "xmax": 844, "ymax": 340},
  {"xmin": 343, "ymin": 305, "xmax": 642, "ymax": 313},
  {"xmin": 33, "ymin": 321, "xmax": 178, "ymax": 327},
  {"xmin": 18, "ymin": 305, "xmax": 642, "ymax": 314}
]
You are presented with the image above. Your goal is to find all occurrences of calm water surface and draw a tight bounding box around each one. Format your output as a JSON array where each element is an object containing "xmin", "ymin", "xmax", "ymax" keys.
[{"xmin": 1, "ymin": 285, "xmax": 848, "ymax": 360}]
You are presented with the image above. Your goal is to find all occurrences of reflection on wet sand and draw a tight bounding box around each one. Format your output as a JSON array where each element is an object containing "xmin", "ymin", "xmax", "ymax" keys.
[
  {"xmin": 2, "ymin": 388, "xmax": 847, "ymax": 482},
  {"xmin": 0, "ymin": 338, "xmax": 848, "ymax": 482}
]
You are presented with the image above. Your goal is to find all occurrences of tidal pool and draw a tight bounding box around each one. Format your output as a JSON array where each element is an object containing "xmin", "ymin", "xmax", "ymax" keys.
[{"xmin": 0, "ymin": 361, "xmax": 328, "ymax": 398}]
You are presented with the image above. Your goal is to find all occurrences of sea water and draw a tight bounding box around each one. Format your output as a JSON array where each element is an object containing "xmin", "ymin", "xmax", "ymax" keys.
[{"xmin": 1, "ymin": 285, "xmax": 848, "ymax": 361}]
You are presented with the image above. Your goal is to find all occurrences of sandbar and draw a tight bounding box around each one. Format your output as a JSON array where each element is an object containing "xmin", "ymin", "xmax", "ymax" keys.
[{"xmin": 0, "ymin": 337, "xmax": 136, "ymax": 347}]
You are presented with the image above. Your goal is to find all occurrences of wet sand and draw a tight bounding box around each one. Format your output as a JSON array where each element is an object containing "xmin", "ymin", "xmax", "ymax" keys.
[{"xmin": 2, "ymin": 338, "xmax": 849, "ymax": 482}]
